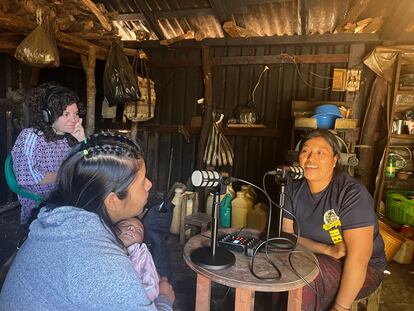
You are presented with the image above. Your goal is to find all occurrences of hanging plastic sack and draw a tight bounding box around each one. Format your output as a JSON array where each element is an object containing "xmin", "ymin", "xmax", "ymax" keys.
[
  {"xmin": 103, "ymin": 41, "xmax": 140, "ymax": 106},
  {"xmin": 124, "ymin": 56, "xmax": 156, "ymax": 122},
  {"xmin": 15, "ymin": 10, "xmax": 60, "ymax": 67}
]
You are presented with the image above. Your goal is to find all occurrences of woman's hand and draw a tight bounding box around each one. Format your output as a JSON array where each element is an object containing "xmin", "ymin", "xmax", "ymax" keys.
[
  {"xmin": 326, "ymin": 242, "xmax": 346, "ymax": 259},
  {"xmin": 158, "ymin": 276, "xmax": 175, "ymax": 304},
  {"xmin": 70, "ymin": 118, "xmax": 86, "ymax": 142}
]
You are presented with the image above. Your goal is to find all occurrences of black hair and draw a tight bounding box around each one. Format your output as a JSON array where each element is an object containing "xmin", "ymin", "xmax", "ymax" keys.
[
  {"xmin": 299, "ymin": 129, "xmax": 341, "ymax": 164},
  {"xmin": 29, "ymin": 83, "xmax": 85, "ymax": 145},
  {"xmin": 43, "ymin": 132, "xmax": 144, "ymax": 242}
]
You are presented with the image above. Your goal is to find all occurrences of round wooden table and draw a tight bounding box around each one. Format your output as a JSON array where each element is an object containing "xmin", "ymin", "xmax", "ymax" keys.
[{"xmin": 183, "ymin": 229, "xmax": 319, "ymax": 311}]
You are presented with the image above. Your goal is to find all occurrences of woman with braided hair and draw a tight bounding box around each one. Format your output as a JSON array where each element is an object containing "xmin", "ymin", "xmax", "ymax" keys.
[
  {"xmin": 0, "ymin": 133, "xmax": 175, "ymax": 311},
  {"xmin": 11, "ymin": 83, "xmax": 86, "ymax": 224}
]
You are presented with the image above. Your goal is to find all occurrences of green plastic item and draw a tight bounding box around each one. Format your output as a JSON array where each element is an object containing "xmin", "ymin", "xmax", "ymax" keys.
[
  {"xmin": 4, "ymin": 154, "xmax": 43, "ymax": 204},
  {"xmin": 386, "ymin": 190, "xmax": 414, "ymax": 226},
  {"xmin": 219, "ymin": 193, "xmax": 232, "ymax": 228}
]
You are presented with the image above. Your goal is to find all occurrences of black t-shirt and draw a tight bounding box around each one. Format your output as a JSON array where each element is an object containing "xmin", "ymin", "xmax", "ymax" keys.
[{"xmin": 284, "ymin": 171, "xmax": 386, "ymax": 269}]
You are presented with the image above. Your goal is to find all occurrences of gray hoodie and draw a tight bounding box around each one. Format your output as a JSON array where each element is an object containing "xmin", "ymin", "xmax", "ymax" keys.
[{"xmin": 0, "ymin": 206, "xmax": 172, "ymax": 311}]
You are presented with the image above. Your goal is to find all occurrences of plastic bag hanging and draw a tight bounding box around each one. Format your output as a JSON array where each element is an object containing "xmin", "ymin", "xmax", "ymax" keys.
[
  {"xmin": 15, "ymin": 9, "xmax": 60, "ymax": 67},
  {"xmin": 103, "ymin": 41, "xmax": 140, "ymax": 106},
  {"xmin": 203, "ymin": 114, "xmax": 234, "ymax": 167}
]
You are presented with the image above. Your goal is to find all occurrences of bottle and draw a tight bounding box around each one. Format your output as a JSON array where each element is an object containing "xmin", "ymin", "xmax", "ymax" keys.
[
  {"xmin": 241, "ymin": 185, "xmax": 257, "ymax": 204},
  {"xmin": 170, "ymin": 188, "xmax": 184, "ymax": 234},
  {"xmin": 206, "ymin": 193, "xmax": 214, "ymax": 216},
  {"xmin": 219, "ymin": 193, "xmax": 232, "ymax": 228},
  {"xmin": 386, "ymin": 153, "xmax": 396, "ymax": 178},
  {"xmin": 247, "ymin": 202, "xmax": 268, "ymax": 232},
  {"xmin": 231, "ymin": 191, "xmax": 253, "ymax": 228}
]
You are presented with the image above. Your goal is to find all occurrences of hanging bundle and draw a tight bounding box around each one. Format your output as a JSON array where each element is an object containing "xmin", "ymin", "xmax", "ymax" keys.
[
  {"xmin": 124, "ymin": 54, "xmax": 156, "ymax": 122},
  {"xmin": 103, "ymin": 41, "xmax": 140, "ymax": 106},
  {"xmin": 203, "ymin": 115, "xmax": 234, "ymax": 167},
  {"xmin": 15, "ymin": 9, "xmax": 60, "ymax": 67}
]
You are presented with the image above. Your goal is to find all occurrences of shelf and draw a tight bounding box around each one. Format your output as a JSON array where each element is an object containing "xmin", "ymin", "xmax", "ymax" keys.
[
  {"xmin": 384, "ymin": 178, "xmax": 414, "ymax": 190},
  {"xmin": 391, "ymin": 133, "xmax": 414, "ymax": 140},
  {"xmin": 396, "ymin": 90, "xmax": 414, "ymax": 95}
]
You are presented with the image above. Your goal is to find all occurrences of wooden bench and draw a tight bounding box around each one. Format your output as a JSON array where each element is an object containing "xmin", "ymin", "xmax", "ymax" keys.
[{"xmin": 351, "ymin": 283, "xmax": 382, "ymax": 311}]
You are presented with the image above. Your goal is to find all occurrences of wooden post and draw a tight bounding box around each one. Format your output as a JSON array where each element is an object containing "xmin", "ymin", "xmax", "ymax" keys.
[
  {"xmin": 195, "ymin": 274, "xmax": 211, "ymax": 311},
  {"xmin": 235, "ymin": 288, "xmax": 255, "ymax": 311},
  {"xmin": 196, "ymin": 46, "xmax": 214, "ymax": 170},
  {"xmin": 345, "ymin": 44, "xmax": 366, "ymax": 122},
  {"xmin": 81, "ymin": 46, "xmax": 96, "ymax": 135}
]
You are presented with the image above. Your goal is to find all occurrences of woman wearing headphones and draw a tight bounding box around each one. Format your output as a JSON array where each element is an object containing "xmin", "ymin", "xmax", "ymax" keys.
[
  {"xmin": 283, "ymin": 129, "xmax": 385, "ymax": 311},
  {"xmin": 11, "ymin": 83, "xmax": 85, "ymax": 224}
]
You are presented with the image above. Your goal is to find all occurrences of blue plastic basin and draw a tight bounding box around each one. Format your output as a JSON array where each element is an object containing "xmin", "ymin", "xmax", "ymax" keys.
[
  {"xmin": 313, "ymin": 113, "xmax": 342, "ymax": 129},
  {"xmin": 314, "ymin": 104, "xmax": 342, "ymax": 117}
]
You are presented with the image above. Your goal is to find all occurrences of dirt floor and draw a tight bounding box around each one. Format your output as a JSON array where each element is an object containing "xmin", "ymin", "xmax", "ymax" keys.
[{"xmin": 0, "ymin": 207, "xmax": 413, "ymax": 310}]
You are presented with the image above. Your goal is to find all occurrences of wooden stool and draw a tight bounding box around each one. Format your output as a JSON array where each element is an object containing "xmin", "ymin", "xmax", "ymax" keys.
[
  {"xmin": 351, "ymin": 283, "xmax": 382, "ymax": 311},
  {"xmin": 179, "ymin": 192, "xmax": 211, "ymax": 244}
]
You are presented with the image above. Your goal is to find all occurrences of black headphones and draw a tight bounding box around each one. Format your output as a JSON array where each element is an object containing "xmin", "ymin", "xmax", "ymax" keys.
[{"xmin": 42, "ymin": 86, "xmax": 60, "ymax": 124}]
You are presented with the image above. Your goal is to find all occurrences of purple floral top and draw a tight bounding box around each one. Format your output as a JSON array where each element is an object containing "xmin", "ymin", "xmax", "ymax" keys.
[{"xmin": 11, "ymin": 128, "xmax": 72, "ymax": 223}]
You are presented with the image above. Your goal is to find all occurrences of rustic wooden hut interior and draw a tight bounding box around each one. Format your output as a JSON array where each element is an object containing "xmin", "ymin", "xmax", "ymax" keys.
[{"xmin": 0, "ymin": 0, "xmax": 413, "ymax": 310}]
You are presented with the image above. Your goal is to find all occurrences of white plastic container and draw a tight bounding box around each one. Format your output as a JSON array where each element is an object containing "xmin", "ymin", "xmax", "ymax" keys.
[
  {"xmin": 392, "ymin": 238, "xmax": 414, "ymax": 264},
  {"xmin": 170, "ymin": 188, "xmax": 184, "ymax": 234}
]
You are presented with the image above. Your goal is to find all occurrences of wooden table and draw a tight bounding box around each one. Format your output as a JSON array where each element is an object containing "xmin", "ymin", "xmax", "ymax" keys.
[{"xmin": 183, "ymin": 229, "xmax": 319, "ymax": 311}]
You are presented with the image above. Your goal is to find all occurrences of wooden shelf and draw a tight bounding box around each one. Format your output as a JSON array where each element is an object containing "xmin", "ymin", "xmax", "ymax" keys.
[
  {"xmin": 384, "ymin": 177, "xmax": 414, "ymax": 190},
  {"xmin": 391, "ymin": 133, "xmax": 414, "ymax": 140},
  {"xmin": 396, "ymin": 90, "xmax": 414, "ymax": 95},
  {"xmin": 99, "ymin": 121, "xmax": 283, "ymax": 138}
]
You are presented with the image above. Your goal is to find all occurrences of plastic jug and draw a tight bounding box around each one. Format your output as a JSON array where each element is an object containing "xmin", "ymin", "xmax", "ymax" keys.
[
  {"xmin": 247, "ymin": 202, "xmax": 268, "ymax": 232},
  {"xmin": 241, "ymin": 185, "xmax": 257, "ymax": 204},
  {"xmin": 219, "ymin": 193, "xmax": 232, "ymax": 228},
  {"xmin": 231, "ymin": 191, "xmax": 253, "ymax": 228},
  {"xmin": 170, "ymin": 188, "xmax": 184, "ymax": 234}
]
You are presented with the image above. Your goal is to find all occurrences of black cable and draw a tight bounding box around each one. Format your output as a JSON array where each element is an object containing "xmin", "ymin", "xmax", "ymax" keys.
[{"xmin": 262, "ymin": 173, "xmax": 323, "ymax": 305}]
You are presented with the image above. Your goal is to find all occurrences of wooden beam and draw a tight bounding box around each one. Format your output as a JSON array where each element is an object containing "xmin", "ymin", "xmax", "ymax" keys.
[
  {"xmin": 124, "ymin": 33, "xmax": 380, "ymax": 48},
  {"xmin": 382, "ymin": 0, "xmax": 414, "ymax": 41},
  {"xmin": 197, "ymin": 46, "xmax": 214, "ymax": 170},
  {"xmin": 136, "ymin": 0, "xmax": 164, "ymax": 39},
  {"xmin": 0, "ymin": 12, "xmax": 139, "ymax": 60},
  {"xmin": 299, "ymin": 0, "xmax": 308, "ymax": 35},
  {"xmin": 211, "ymin": 54, "xmax": 349, "ymax": 66},
  {"xmin": 81, "ymin": 46, "xmax": 96, "ymax": 135},
  {"xmin": 109, "ymin": 12, "xmax": 145, "ymax": 22},
  {"xmin": 81, "ymin": 0, "xmax": 112, "ymax": 31},
  {"xmin": 157, "ymin": 8, "xmax": 215, "ymax": 19},
  {"xmin": 345, "ymin": 44, "xmax": 366, "ymax": 121},
  {"xmin": 208, "ymin": 0, "xmax": 231, "ymax": 23},
  {"xmin": 149, "ymin": 58, "xmax": 201, "ymax": 67},
  {"xmin": 0, "ymin": 39, "xmax": 18, "ymax": 52}
]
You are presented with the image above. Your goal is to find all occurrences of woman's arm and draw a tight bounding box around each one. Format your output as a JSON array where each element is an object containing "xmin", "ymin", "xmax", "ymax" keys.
[
  {"xmin": 282, "ymin": 218, "xmax": 346, "ymax": 259},
  {"xmin": 39, "ymin": 172, "xmax": 57, "ymax": 184},
  {"xmin": 331, "ymin": 226, "xmax": 373, "ymax": 311}
]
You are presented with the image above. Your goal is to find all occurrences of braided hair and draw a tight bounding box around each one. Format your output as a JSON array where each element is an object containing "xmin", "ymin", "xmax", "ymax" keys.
[{"xmin": 44, "ymin": 132, "xmax": 144, "ymax": 240}]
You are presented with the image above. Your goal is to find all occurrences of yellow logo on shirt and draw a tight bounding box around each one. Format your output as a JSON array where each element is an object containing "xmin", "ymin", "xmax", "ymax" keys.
[{"xmin": 322, "ymin": 209, "xmax": 343, "ymax": 244}]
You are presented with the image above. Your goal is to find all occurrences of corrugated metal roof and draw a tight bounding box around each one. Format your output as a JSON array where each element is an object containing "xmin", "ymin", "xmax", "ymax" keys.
[{"xmin": 99, "ymin": 0, "xmax": 369, "ymax": 41}]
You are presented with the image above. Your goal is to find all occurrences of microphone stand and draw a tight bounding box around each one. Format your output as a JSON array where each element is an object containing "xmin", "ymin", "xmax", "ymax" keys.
[
  {"xmin": 271, "ymin": 174, "xmax": 296, "ymax": 250},
  {"xmin": 190, "ymin": 186, "xmax": 235, "ymax": 270}
]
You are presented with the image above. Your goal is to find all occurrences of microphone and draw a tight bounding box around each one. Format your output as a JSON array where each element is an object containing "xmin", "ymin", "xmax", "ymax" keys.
[
  {"xmin": 191, "ymin": 170, "xmax": 235, "ymax": 188},
  {"xmin": 269, "ymin": 165, "xmax": 304, "ymax": 180}
]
